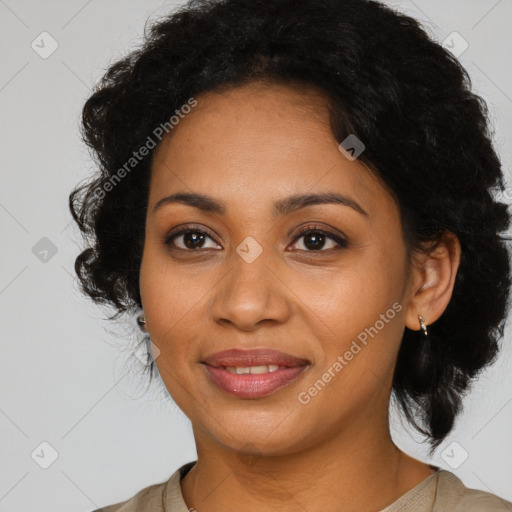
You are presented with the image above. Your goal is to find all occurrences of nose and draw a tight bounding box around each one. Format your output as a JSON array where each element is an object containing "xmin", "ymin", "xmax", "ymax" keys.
[{"xmin": 210, "ymin": 247, "xmax": 292, "ymax": 331}]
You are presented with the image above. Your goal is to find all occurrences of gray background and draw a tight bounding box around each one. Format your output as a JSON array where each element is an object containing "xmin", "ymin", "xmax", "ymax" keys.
[{"xmin": 1, "ymin": 0, "xmax": 511, "ymax": 510}]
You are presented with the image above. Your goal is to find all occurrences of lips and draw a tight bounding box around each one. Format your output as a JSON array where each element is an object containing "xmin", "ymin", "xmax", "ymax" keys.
[
  {"xmin": 201, "ymin": 348, "xmax": 310, "ymax": 399},
  {"xmin": 202, "ymin": 348, "xmax": 310, "ymax": 368}
]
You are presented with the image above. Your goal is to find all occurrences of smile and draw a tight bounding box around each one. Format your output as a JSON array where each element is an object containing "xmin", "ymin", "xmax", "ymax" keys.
[{"xmin": 203, "ymin": 364, "xmax": 309, "ymax": 399}]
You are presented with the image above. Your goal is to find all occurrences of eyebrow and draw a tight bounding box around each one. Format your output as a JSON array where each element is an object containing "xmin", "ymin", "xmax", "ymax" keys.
[{"xmin": 152, "ymin": 191, "xmax": 368, "ymax": 217}]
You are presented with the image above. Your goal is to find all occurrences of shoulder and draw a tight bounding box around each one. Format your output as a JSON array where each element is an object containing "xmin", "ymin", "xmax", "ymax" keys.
[
  {"xmin": 435, "ymin": 470, "xmax": 512, "ymax": 512},
  {"xmin": 90, "ymin": 461, "xmax": 195, "ymax": 512},
  {"xmin": 89, "ymin": 480, "xmax": 168, "ymax": 512}
]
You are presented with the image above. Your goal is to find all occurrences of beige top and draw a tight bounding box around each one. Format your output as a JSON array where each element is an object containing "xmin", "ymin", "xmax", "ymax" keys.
[{"xmin": 94, "ymin": 461, "xmax": 512, "ymax": 512}]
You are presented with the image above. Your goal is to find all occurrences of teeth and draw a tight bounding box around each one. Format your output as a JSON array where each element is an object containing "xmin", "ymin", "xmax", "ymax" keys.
[{"xmin": 225, "ymin": 365, "xmax": 280, "ymax": 374}]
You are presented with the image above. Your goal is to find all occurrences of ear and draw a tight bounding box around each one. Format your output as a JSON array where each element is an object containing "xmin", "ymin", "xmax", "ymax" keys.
[{"xmin": 404, "ymin": 231, "xmax": 461, "ymax": 332}]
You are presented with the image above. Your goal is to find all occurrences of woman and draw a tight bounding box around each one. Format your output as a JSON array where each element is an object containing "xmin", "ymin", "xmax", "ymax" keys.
[{"xmin": 69, "ymin": 0, "xmax": 512, "ymax": 510}]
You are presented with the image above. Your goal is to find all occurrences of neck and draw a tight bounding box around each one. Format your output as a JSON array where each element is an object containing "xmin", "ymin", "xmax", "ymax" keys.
[{"xmin": 180, "ymin": 418, "xmax": 434, "ymax": 512}]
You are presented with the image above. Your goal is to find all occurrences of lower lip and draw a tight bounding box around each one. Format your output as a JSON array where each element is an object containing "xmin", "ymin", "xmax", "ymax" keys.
[{"xmin": 203, "ymin": 364, "xmax": 309, "ymax": 399}]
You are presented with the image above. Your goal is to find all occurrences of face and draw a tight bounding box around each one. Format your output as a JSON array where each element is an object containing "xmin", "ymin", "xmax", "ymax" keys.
[{"xmin": 139, "ymin": 81, "xmax": 416, "ymax": 457}]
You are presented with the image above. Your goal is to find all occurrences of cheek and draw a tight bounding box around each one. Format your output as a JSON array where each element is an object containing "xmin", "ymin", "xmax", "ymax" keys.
[
  {"xmin": 298, "ymin": 245, "xmax": 407, "ymax": 381},
  {"xmin": 293, "ymin": 274, "xmax": 405, "ymax": 427},
  {"xmin": 139, "ymin": 247, "xmax": 209, "ymax": 360},
  {"xmin": 139, "ymin": 257, "xmax": 209, "ymax": 410},
  {"xmin": 300, "ymin": 251, "xmax": 405, "ymax": 337}
]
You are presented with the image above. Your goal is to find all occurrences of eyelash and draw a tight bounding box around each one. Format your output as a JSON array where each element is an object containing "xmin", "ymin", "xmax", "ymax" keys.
[{"xmin": 163, "ymin": 224, "xmax": 348, "ymax": 252}]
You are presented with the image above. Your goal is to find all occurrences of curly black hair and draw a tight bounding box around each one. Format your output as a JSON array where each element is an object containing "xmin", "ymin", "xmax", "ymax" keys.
[{"xmin": 69, "ymin": 0, "xmax": 511, "ymax": 453}]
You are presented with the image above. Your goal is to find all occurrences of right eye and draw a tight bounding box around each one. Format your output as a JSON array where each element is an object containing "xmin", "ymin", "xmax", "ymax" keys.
[{"xmin": 163, "ymin": 227, "xmax": 222, "ymax": 251}]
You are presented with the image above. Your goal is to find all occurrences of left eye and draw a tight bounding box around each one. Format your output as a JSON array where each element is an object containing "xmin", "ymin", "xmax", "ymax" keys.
[{"xmin": 289, "ymin": 228, "xmax": 347, "ymax": 251}]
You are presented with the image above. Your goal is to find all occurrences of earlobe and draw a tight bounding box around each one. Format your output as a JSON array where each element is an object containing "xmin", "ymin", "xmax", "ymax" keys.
[{"xmin": 404, "ymin": 232, "xmax": 461, "ymax": 331}]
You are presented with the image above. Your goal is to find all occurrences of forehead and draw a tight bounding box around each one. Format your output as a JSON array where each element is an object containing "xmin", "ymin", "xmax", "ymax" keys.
[{"xmin": 150, "ymin": 82, "xmax": 395, "ymax": 218}]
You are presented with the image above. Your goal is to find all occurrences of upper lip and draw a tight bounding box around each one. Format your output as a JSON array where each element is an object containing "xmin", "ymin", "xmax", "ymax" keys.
[{"xmin": 202, "ymin": 348, "xmax": 310, "ymax": 368}]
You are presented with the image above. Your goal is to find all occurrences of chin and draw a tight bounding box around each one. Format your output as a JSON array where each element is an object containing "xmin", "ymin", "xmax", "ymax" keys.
[{"xmin": 201, "ymin": 411, "xmax": 313, "ymax": 456}]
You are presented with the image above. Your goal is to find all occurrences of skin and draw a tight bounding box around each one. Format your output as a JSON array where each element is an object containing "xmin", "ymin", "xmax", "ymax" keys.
[{"xmin": 138, "ymin": 81, "xmax": 461, "ymax": 512}]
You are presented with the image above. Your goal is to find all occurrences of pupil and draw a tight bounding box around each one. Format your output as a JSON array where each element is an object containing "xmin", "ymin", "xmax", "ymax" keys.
[
  {"xmin": 184, "ymin": 232, "xmax": 205, "ymax": 249},
  {"xmin": 305, "ymin": 233, "xmax": 325, "ymax": 250}
]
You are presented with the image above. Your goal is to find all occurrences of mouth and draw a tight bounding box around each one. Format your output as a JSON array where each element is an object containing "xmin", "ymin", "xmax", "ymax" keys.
[
  {"xmin": 201, "ymin": 348, "xmax": 311, "ymax": 399},
  {"xmin": 202, "ymin": 348, "xmax": 310, "ymax": 368}
]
